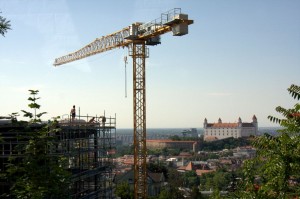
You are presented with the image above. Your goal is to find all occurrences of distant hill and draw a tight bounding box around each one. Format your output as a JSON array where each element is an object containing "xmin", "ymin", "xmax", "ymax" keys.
[{"xmin": 258, "ymin": 127, "xmax": 281, "ymax": 136}]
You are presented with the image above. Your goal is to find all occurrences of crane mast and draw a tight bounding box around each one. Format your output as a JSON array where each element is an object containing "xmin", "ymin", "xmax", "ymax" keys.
[{"xmin": 54, "ymin": 8, "xmax": 193, "ymax": 199}]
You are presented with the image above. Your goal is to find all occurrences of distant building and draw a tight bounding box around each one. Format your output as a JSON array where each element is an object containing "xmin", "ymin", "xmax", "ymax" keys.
[
  {"xmin": 181, "ymin": 128, "xmax": 198, "ymax": 137},
  {"xmin": 146, "ymin": 140, "xmax": 198, "ymax": 152},
  {"xmin": 177, "ymin": 161, "xmax": 215, "ymax": 176},
  {"xmin": 203, "ymin": 115, "xmax": 258, "ymax": 141},
  {"xmin": 233, "ymin": 146, "xmax": 256, "ymax": 158}
]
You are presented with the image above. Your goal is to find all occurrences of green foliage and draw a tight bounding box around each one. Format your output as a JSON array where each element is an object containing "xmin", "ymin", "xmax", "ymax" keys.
[
  {"xmin": 162, "ymin": 168, "xmax": 185, "ymax": 198},
  {"xmin": 169, "ymin": 135, "xmax": 181, "ymax": 141},
  {"xmin": 147, "ymin": 148, "xmax": 163, "ymax": 156},
  {"xmin": 268, "ymin": 84, "xmax": 300, "ymax": 133},
  {"xmin": 21, "ymin": 90, "xmax": 47, "ymax": 123},
  {"xmin": 200, "ymin": 137, "xmax": 251, "ymax": 151},
  {"xmin": 199, "ymin": 169, "xmax": 232, "ymax": 191},
  {"xmin": 0, "ymin": 12, "xmax": 11, "ymax": 37},
  {"xmin": 116, "ymin": 145, "xmax": 134, "ymax": 156},
  {"xmin": 158, "ymin": 188, "xmax": 169, "ymax": 199},
  {"xmin": 147, "ymin": 147, "xmax": 180, "ymax": 157},
  {"xmin": 235, "ymin": 84, "xmax": 300, "ymax": 198},
  {"xmin": 5, "ymin": 119, "xmax": 71, "ymax": 199},
  {"xmin": 147, "ymin": 162, "xmax": 168, "ymax": 176},
  {"xmin": 115, "ymin": 181, "xmax": 133, "ymax": 199},
  {"xmin": 288, "ymin": 84, "xmax": 300, "ymax": 100},
  {"xmin": 168, "ymin": 148, "xmax": 181, "ymax": 156},
  {"xmin": 8, "ymin": 112, "xmax": 19, "ymax": 123},
  {"xmin": 196, "ymin": 153, "xmax": 220, "ymax": 161},
  {"xmin": 209, "ymin": 189, "xmax": 222, "ymax": 199},
  {"xmin": 183, "ymin": 171, "xmax": 199, "ymax": 188},
  {"xmin": 190, "ymin": 186, "xmax": 204, "ymax": 199},
  {"xmin": 169, "ymin": 135, "xmax": 200, "ymax": 142},
  {"xmin": 2, "ymin": 90, "xmax": 71, "ymax": 198},
  {"xmin": 237, "ymin": 133, "xmax": 300, "ymax": 198}
]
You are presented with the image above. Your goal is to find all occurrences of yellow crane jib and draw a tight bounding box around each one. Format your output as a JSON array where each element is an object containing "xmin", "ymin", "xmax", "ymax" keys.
[
  {"xmin": 53, "ymin": 8, "xmax": 193, "ymax": 199},
  {"xmin": 53, "ymin": 8, "xmax": 193, "ymax": 66}
]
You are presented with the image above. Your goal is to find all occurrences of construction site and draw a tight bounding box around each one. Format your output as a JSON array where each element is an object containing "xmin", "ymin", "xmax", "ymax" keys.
[
  {"xmin": 0, "ymin": 114, "xmax": 116, "ymax": 199},
  {"xmin": 0, "ymin": 8, "xmax": 193, "ymax": 199}
]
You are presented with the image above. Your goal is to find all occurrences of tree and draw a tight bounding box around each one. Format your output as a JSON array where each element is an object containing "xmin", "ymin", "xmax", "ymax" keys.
[
  {"xmin": 147, "ymin": 162, "xmax": 168, "ymax": 176},
  {"xmin": 236, "ymin": 84, "xmax": 300, "ymax": 198},
  {"xmin": 0, "ymin": 12, "xmax": 11, "ymax": 37},
  {"xmin": 158, "ymin": 188, "xmax": 169, "ymax": 199},
  {"xmin": 169, "ymin": 135, "xmax": 181, "ymax": 141},
  {"xmin": 184, "ymin": 171, "xmax": 199, "ymax": 188},
  {"xmin": 4, "ymin": 90, "xmax": 71, "ymax": 199},
  {"xmin": 190, "ymin": 186, "xmax": 203, "ymax": 199},
  {"xmin": 199, "ymin": 170, "xmax": 232, "ymax": 192},
  {"xmin": 158, "ymin": 168, "xmax": 184, "ymax": 199},
  {"xmin": 21, "ymin": 90, "xmax": 47, "ymax": 123},
  {"xmin": 209, "ymin": 189, "xmax": 222, "ymax": 199},
  {"xmin": 115, "ymin": 181, "xmax": 133, "ymax": 199},
  {"xmin": 200, "ymin": 137, "xmax": 251, "ymax": 151},
  {"xmin": 116, "ymin": 144, "xmax": 134, "ymax": 156},
  {"xmin": 268, "ymin": 84, "xmax": 300, "ymax": 133}
]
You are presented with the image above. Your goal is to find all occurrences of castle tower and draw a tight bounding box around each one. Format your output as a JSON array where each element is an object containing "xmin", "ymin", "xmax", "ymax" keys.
[
  {"xmin": 252, "ymin": 115, "xmax": 258, "ymax": 135},
  {"xmin": 204, "ymin": 118, "xmax": 207, "ymax": 128},
  {"xmin": 218, "ymin": 118, "xmax": 222, "ymax": 123},
  {"xmin": 238, "ymin": 117, "xmax": 242, "ymax": 127}
]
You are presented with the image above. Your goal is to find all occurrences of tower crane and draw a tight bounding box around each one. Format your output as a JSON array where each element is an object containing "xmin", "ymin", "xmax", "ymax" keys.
[{"xmin": 54, "ymin": 8, "xmax": 193, "ymax": 199}]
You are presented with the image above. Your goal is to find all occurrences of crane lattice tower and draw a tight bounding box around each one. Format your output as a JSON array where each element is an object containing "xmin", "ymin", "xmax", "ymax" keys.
[{"xmin": 54, "ymin": 8, "xmax": 193, "ymax": 199}]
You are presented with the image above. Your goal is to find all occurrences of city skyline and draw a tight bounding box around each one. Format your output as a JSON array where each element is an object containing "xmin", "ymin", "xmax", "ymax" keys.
[{"xmin": 0, "ymin": 0, "xmax": 299, "ymax": 128}]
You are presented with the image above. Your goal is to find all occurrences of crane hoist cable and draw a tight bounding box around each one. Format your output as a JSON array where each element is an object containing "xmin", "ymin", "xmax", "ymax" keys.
[{"xmin": 124, "ymin": 55, "xmax": 128, "ymax": 98}]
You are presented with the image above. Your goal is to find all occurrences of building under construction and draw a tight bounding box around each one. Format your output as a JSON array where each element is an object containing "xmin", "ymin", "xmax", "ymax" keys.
[{"xmin": 0, "ymin": 114, "xmax": 116, "ymax": 199}]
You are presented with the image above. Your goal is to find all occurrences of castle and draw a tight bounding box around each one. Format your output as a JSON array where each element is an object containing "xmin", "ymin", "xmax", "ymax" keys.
[{"xmin": 203, "ymin": 115, "xmax": 258, "ymax": 141}]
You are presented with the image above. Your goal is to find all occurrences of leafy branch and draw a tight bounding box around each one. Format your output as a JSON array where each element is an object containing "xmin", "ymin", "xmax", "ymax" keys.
[
  {"xmin": 2, "ymin": 91, "xmax": 71, "ymax": 198},
  {"xmin": 268, "ymin": 84, "xmax": 300, "ymax": 133},
  {"xmin": 288, "ymin": 84, "xmax": 300, "ymax": 100},
  {"xmin": 235, "ymin": 84, "xmax": 300, "ymax": 198},
  {"xmin": 0, "ymin": 12, "xmax": 11, "ymax": 37},
  {"xmin": 21, "ymin": 90, "xmax": 47, "ymax": 123}
]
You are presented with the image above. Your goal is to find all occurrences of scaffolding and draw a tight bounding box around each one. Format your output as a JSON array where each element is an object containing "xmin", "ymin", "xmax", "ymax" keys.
[{"xmin": 0, "ymin": 113, "xmax": 116, "ymax": 199}]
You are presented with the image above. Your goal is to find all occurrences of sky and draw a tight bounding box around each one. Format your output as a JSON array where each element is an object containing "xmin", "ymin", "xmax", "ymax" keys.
[{"xmin": 0, "ymin": 0, "xmax": 299, "ymax": 128}]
